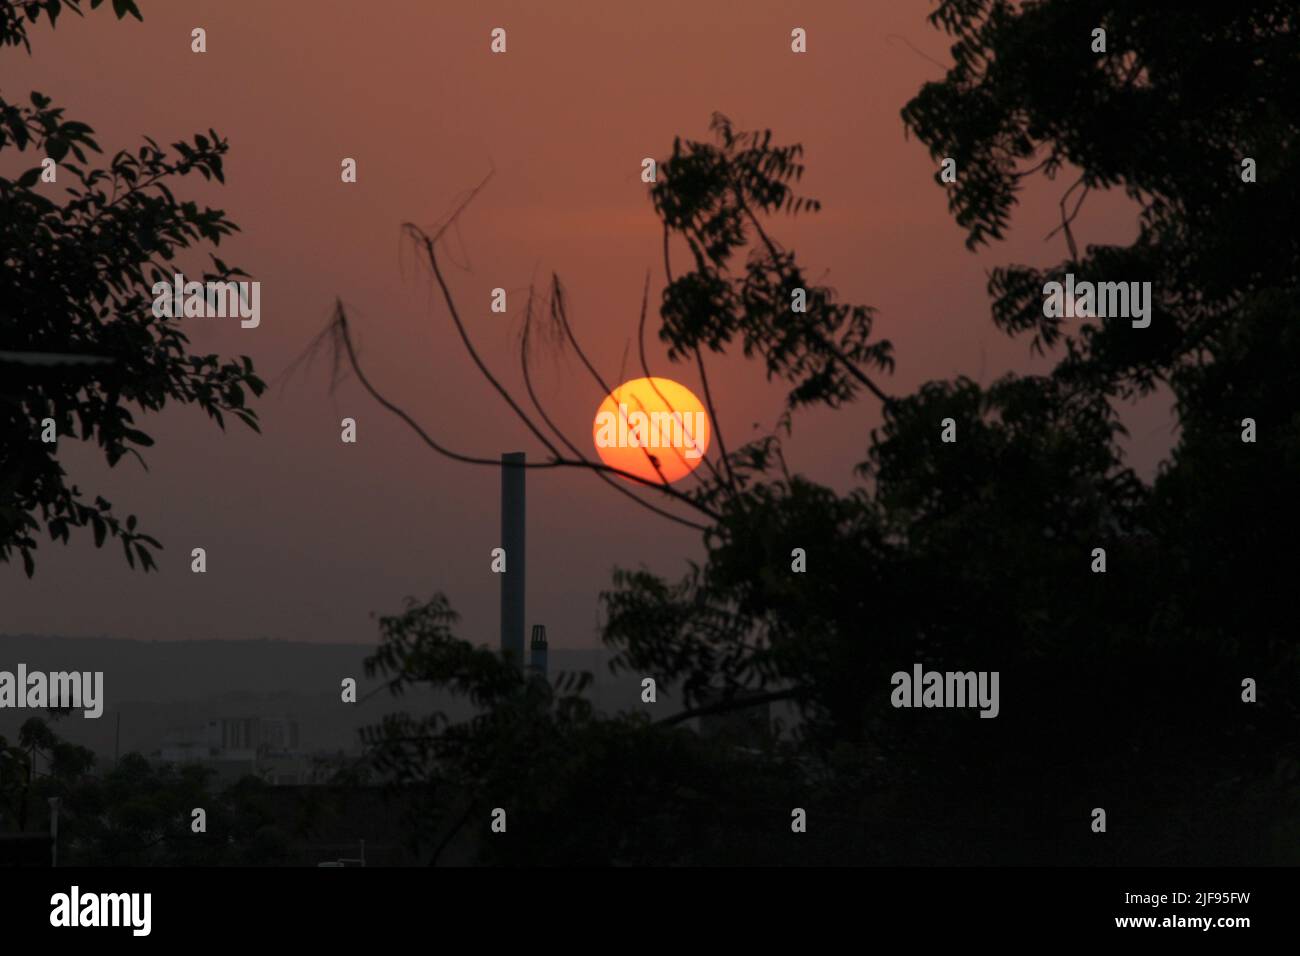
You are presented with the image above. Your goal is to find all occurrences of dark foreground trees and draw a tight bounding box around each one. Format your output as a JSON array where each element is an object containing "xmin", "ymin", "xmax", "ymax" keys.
[
  {"xmin": 352, "ymin": 0, "xmax": 1299, "ymax": 866},
  {"xmin": 0, "ymin": 715, "xmax": 297, "ymax": 865}
]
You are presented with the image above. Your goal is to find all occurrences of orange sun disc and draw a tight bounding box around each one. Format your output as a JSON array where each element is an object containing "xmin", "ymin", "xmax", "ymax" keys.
[{"xmin": 591, "ymin": 377, "xmax": 711, "ymax": 484}]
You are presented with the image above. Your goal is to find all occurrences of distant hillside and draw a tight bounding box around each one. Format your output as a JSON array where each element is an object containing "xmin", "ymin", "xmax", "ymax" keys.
[
  {"xmin": 0, "ymin": 634, "xmax": 381, "ymax": 702},
  {"xmin": 0, "ymin": 635, "xmax": 669, "ymax": 761}
]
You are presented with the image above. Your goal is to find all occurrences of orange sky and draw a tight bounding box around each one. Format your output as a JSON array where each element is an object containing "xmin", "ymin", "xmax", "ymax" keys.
[{"xmin": 2, "ymin": 1, "xmax": 1163, "ymax": 647}]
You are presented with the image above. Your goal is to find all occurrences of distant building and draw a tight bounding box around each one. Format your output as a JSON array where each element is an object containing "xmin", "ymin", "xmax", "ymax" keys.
[
  {"xmin": 257, "ymin": 716, "xmax": 301, "ymax": 752},
  {"xmin": 210, "ymin": 716, "xmax": 257, "ymax": 755},
  {"xmin": 200, "ymin": 716, "xmax": 300, "ymax": 756},
  {"xmin": 158, "ymin": 716, "xmax": 315, "ymax": 786}
]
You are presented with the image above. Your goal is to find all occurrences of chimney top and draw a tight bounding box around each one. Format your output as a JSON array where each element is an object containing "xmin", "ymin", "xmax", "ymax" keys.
[{"xmin": 530, "ymin": 624, "xmax": 547, "ymax": 648}]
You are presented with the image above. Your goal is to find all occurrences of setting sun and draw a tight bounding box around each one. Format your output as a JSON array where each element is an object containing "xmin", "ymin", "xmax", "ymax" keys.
[{"xmin": 592, "ymin": 377, "xmax": 711, "ymax": 484}]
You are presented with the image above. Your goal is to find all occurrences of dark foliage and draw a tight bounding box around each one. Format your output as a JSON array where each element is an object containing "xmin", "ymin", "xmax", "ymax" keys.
[{"xmin": 0, "ymin": 0, "xmax": 264, "ymax": 576}]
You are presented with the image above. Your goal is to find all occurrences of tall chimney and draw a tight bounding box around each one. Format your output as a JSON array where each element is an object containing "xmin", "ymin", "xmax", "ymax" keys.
[
  {"xmin": 500, "ymin": 452, "xmax": 526, "ymax": 667},
  {"xmin": 530, "ymin": 624, "xmax": 549, "ymax": 679}
]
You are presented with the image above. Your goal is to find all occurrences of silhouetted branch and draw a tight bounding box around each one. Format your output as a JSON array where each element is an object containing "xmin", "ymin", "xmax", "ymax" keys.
[
  {"xmin": 739, "ymin": 202, "xmax": 896, "ymax": 406},
  {"xmin": 307, "ymin": 171, "xmax": 730, "ymax": 525},
  {"xmin": 326, "ymin": 299, "xmax": 722, "ymax": 521},
  {"xmin": 1045, "ymin": 173, "xmax": 1090, "ymax": 262},
  {"xmin": 547, "ymin": 273, "xmax": 670, "ymax": 486},
  {"xmin": 330, "ymin": 302, "xmax": 527, "ymax": 469},
  {"xmin": 634, "ymin": 274, "xmax": 727, "ymax": 495},
  {"xmin": 655, "ymin": 686, "xmax": 809, "ymax": 727},
  {"xmin": 520, "ymin": 287, "xmax": 709, "ymax": 532},
  {"xmin": 428, "ymin": 797, "xmax": 476, "ymax": 866},
  {"xmin": 402, "ymin": 179, "xmax": 562, "ymax": 460},
  {"xmin": 0, "ymin": 350, "xmax": 114, "ymax": 367},
  {"xmin": 885, "ymin": 32, "xmax": 949, "ymax": 72},
  {"xmin": 660, "ymin": 226, "xmax": 739, "ymax": 493}
]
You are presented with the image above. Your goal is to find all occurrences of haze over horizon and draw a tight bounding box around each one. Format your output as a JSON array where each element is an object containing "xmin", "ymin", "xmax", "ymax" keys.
[{"xmin": 1, "ymin": 0, "xmax": 1160, "ymax": 648}]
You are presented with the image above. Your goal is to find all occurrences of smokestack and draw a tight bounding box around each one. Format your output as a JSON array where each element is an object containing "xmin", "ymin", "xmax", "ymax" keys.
[
  {"xmin": 530, "ymin": 624, "xmax": 549, "ymax": 679},
  {"xmin": 500, "ymin": 452, "xmax": 526, "ymax": 667}
]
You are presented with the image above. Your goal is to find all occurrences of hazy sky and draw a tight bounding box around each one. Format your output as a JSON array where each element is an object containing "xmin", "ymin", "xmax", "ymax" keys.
[{"xmin": 2, "ymin": 0, "xmax": 1161, "ymax": 648}]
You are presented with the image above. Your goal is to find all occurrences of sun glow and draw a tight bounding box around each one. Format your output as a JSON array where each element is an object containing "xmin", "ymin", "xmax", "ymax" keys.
[{"xmin": 592, "ymin": 377, "xmax": 711, "ymax": 484}]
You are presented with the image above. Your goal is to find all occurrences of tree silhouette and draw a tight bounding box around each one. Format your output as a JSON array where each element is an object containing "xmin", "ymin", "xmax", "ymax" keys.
[
  {"xmin": 0, "ymin": 0, "xmax": 264, "ymax": 576},
  {"xmin": 334, "ymin": 1, "xmax": 1296, "ymax": 864}
]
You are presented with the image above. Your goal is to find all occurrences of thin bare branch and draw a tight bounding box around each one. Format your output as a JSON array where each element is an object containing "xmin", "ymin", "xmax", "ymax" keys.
[
  {"xmin": 547, "ymin": 274, "xmax": 674, "ymax": 487},
  {"xmin": 327, "ymin": 299, "xmax": 723, "ymax": 522},
  {"xmin": 691, "ymin": 345, "xmax": 736, "ymax": 491},
  {"xmin": 1012, "ymin": 142, "xmax": 1059, "ymax": 180},
  {"xmin": 312, "ymin": 171, "xmax": 724, "ymax": 524},
  {"xmin": 655, "ymin": 686, "xmax": 808, "ymax": 727},
  {"xmin": 404, "ymin": 217, "xmax": 562, "ymax": 461},
  {"xmin": 519, "ymin": 291, "xmax": 709, "ymax": 532},
  {"xmin": 635, "ymin": 268, "xmax": 727, "ymax": 492},
  {"xmin": 884, "ymin": 33, "xmax": 949, "ymax": 73},
  {"xmin": 1045, "ymin": 173, "xmax": 1090, "ymax": 262},
  {"xmin": 331, "ymin": 300, "xmax": 538, "ymax": 469}
]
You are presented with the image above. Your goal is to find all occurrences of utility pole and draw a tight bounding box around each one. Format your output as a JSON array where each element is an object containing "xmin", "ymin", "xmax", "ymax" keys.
[{"xmin": 48, "ymin": 797, "xmax": 60, "ymax": 868}]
